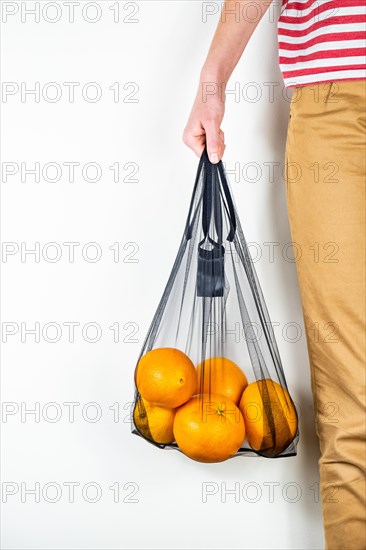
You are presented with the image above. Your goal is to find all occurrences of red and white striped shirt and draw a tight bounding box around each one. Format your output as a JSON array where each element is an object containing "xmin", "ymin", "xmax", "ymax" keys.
[{"xmin": 277, "ymin": 0, "xmax": 366, "ymax": 87}]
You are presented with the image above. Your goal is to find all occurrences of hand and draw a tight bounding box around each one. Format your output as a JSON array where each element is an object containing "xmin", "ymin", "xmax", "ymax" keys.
[{"xmin": 182, "ymin": 82, "xmax": 226, "ymax": 164}]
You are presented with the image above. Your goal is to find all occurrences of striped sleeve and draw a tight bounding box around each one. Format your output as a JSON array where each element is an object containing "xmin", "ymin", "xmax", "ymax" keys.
[{"xmin": 277, "ymin": 0, "xmax": 366, "ymax": 87}]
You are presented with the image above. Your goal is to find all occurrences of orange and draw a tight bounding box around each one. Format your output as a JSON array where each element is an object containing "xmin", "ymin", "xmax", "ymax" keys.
[
  {"xmin": 173, "ymin": 393, "xmax": 245, "ymax": 463},
  {"xmin": 196, "ymin": 356, "xmax": 248, "ymax": 405},
  {"xmin": 135, "ymin": 347, "xmax": 196, "ymax": 408},
  {"xmin": 133, "ymin": 396, "xmax": 176, "ymax": 444},
  {"xmin": 239, "ymin": 379, "xmax": 298, "ymax": 457}
]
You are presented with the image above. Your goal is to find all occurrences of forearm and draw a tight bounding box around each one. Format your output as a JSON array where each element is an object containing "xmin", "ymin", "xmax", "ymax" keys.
[
  {"xmin": 200, "ymin": 0, "xmax": 274, "ymax": 85},
  {"xmin": 184, "ymin": 0, "xmax": 274, "ymax": 159}
]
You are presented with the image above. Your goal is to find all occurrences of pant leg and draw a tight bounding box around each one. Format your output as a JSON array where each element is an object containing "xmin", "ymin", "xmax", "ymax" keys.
[{"xmin": 284, "ymin": 79, "xmax": 366, "ymax": 550}]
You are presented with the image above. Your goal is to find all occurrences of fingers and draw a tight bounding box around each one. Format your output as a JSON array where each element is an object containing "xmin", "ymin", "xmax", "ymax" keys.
[
  {"xmin": 182, "ymin": 122, "xmax": 226, "ymax": 163},
  {"xmin": 182, "ymin": 128, "xmax": 206, "ymax": 158}
]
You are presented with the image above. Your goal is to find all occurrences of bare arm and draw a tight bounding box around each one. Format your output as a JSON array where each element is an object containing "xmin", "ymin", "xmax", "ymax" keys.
[{"xmin": 183, "ymin": 0, "xmax": 274, "ymax": 163}]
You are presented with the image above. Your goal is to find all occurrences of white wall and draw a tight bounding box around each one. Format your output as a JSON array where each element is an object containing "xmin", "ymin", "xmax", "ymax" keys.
[{"xmin": 1, "ymin": 1, "xmax": 325, "ymax": 548}]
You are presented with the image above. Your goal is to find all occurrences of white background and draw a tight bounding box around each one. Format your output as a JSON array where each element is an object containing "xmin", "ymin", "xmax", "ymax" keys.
[{"xmin": 1, "ymin": 1, "xmax": 325, "ymax": 548}]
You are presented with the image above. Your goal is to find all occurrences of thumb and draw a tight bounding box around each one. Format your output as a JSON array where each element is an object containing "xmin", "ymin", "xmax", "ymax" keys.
[{"xmin": 205, "ymin": 121, "xmax": 224, "ymax": 163}]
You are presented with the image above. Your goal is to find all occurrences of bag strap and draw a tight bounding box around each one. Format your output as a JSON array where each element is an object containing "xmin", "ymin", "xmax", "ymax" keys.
[
  {"xmin": 186, "ymin": 145, "xmax": 237, "ymax": 242},
  {"xmin": 184, "ymin": 150, "xmax": 206, "ymax": 240},
  {"xmin": 217, "ymin": 158, "xmax": 236, "ymax": 242}
]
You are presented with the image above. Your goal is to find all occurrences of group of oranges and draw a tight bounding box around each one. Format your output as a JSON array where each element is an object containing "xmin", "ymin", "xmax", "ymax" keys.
[{"xmin": 134, "ymin": 347, "xmax": 298, "ymax": 462}]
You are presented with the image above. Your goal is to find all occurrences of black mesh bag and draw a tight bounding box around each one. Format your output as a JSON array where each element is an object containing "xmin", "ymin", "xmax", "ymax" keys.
[{"xmin": 131, "ymin": 146, "xmax": 299, "ymax": 462}]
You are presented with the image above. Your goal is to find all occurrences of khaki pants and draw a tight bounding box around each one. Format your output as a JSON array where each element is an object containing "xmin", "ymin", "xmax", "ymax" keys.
[{"xmin": 285, "ymin": 80, "xmax": 366, "ymax": 550}]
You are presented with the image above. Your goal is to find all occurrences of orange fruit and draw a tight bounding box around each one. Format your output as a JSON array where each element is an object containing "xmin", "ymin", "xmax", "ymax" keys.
[
  {"xmin": 133, "ymin": 396, "xmax": 176, "ymax": 444},
  {"xmin": 196, "ymin": 357, "xmax": 248, "ymax": 405},
  {"xmin": 173, "ymin": 393, "xmax": 245, "ymax": 463},
  {"xmin": 239, "ymin": 379, "xmax": 298, "ymax": 457},
  {"xmin": 135, "ymin": 347, "xmax": 196, "ymax": 408}
]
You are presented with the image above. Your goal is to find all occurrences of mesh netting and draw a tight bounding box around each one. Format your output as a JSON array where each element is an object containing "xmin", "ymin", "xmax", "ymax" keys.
[{"xmin": 131, "ymin": 146, "xmax": 299, "ymax": 460}]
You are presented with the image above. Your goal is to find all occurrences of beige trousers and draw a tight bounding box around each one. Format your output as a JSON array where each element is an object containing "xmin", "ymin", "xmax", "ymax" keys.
[{"xmin": 285, "ymin": 80, "xmax": 366, "ymax": 550}]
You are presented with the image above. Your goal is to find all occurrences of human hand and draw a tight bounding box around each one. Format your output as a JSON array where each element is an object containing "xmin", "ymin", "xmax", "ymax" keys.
[{"xmin": 182, "ymin": 82, "xmax": 226, "ymax": 164}]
